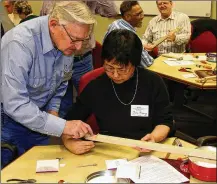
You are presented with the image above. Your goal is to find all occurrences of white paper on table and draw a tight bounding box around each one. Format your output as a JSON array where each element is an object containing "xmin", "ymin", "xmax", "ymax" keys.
[
  {"xmin": 116, "ymin": 163, "xmax": 140, "ymax": 179},
  {"xmin": 36, "ymin": 159, "xmax": 59, "ymax": 173},
  {"xmin": 105, "ymin": 158, "xmax": 128, "ymax": 169},
  {"xmin": 183, "ymin": 55, "xmax": 194, "ymax": 61},
  {"xmin": 164, "ymin": 60, "xmax": 195, "ymax": 66},
  {"xmin": 129, "ymin": 155, "xmax": 189, "ymax": 183},
  {"xmin": 182, "ymin": 73, "xmax": 197, "ymax": 78},
  {"xmin": 197, "ymin": 56, "xmax": 207, "ymax": 60}
]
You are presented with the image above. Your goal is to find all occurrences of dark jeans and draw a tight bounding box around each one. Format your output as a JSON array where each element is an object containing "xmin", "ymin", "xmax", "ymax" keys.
[{"xmin": 1, "ymin": 110, "xmax": 49, "ymax": 168}]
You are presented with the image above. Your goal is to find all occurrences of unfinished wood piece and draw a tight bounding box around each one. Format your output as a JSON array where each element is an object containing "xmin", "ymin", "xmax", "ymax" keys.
[
  {"xmin": 85, "ymin": 134, "xmax": 216, "ymax": 160},
  {"xmin": 152, "ymin": 27, "xmax": 182, "ymax": 48}
]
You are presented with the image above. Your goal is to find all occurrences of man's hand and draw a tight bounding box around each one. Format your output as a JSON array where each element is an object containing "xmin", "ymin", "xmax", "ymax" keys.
[
  {"xmin": 133, "ymin": 133, "xmax": 155, "ymax": 153},
  {"xmin": 62, "ymin": 135, "xmax": 95, "ymax": 155},
  {"xmin": 63, "ymin": 120, "xmax": 93, "ymax": 138},
  {"xmin": 144, "ymin": 43, "xmax": 155, "ymax": 52},
  {"xmin": 167, "ymin": 31, "xmax": 176, "ymax": 42}
]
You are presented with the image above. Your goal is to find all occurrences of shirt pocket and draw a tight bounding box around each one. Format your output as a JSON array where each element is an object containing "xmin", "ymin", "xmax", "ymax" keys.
[
  {"xmin": 62, "ymin": 64, "xmax": 73, "ymax": 82},
  {"xmin": 28, "ymin": 77, "xmax": 46, "ymax": 93}
]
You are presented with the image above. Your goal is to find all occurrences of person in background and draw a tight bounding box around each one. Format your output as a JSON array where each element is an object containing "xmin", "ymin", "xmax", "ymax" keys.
[
  {"xmin": 0, "ymin": 2, "xmax": 14, "ymax": 33},
  {"xmin": 40, "ymin": 1, "xmax": 118, "ymax": 18},
  {"xmin": 1, "ymin": 1, "xmax": 95, "ymax": 165},
  {"xmin": 104, "ymin": 1, "xmax": 153, "ymax": 68},
  {"xmin": 62, "ymin": 30, "xmax": 173, "ymax": 155},
  {"xmin": 14, "ymin": 1, "xmax": 38, "ymax": 24},
  {"xmin": 3, "ymin": 0, "xmax": 21, "ymax": 25},
  {"xmin": 40, "ymin": 1, "xmax": 116, "ymax": 118},
  {"xmin": 142, "ymin": 0, "xmax": 191, "ymax": 56},
  {"xmin": 84, "ymin": 1, "xmax": 118, "ymax": 17}
]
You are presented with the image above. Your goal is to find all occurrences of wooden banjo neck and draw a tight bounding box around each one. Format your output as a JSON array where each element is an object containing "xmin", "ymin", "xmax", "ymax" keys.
[{"xmin": 85, "ymin": 134, "xmax": 216, "ymax": 161}]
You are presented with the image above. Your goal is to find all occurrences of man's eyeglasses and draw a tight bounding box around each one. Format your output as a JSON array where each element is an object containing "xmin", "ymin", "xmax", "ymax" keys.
[
  {"xmin": 130, "ymin": 11, "xmax": 144, "ymax": 18},
  {"xmin": 62, "ymin": 25, "xmax": 90, "ymax": 44},
  {"xmin": 104, "ymin": 64, "xmax": 131, "ymax": 75}
]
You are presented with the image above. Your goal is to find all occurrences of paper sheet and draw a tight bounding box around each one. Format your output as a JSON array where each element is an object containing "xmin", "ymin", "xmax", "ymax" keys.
[
  {"xmin": 36, "ymin": 159, "xmax": 59, "ymax": 173},
  {"xmin": 116, "ymin": 163, "xmax": 140, "ymax": 179},
  {"xmin": 105, "ymin": 159, "xmax": 128, "ymax": 169},
  {"xmin": 164, "ymin": 60, "xmax": 195, "ymax": 66},
  {"xmin": 129, "ymin": 155, "xmax": 189, "ymax": 183},
  {"xmin": 182, "ymin": 73, "xmax": 197, "ymax": 78}
]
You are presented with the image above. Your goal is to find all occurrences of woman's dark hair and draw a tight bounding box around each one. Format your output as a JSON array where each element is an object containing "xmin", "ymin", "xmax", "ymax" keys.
[
  {"xmin": 102, "ymin": 29, "xmax": 142, "ymax": 67},
  {"xmin": 120, "ymin": 1, "xmax": 139, "ymax": 16}
]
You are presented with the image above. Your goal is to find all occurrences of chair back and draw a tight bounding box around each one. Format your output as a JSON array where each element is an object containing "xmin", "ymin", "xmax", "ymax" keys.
[
  {"xmin": 188, "ymin": 19, "xmax": 217, "ymax": 53},
  {"xmin": 92, "ymin": 41, "xmax": 103, "ymax": 69},
  {"xmin": 78, "ymin": 67, "xmax": 105, "ymax": 133}
]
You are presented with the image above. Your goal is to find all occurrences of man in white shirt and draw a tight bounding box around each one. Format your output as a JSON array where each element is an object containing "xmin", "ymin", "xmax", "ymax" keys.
[{"xmin": 142, "ymin": 0, "xmax": 191, "ymax": 56}]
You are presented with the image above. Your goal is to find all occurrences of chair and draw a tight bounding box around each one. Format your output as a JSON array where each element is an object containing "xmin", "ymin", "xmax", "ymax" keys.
[
  {"xmin": 78, "ymin": 67, "xmax": 105, "ymax": 133},
  {"xmin": 1, "ymin": 142, "xmax": 18, "ymax": 169},
  {"xmin": 148, "ymin": 47, "xmax": 158, "ymax": 59},
  {"xmin": 92, "ymin": 41, "xmax": 103, "ymax": 69},
  {"xmin": 175, "ymin": 131, "xmax": 217, "ymax": 147},
  {"xmin": 188, "ymin": 18, "xmax": 217, "ymax": 53},
  {"xmin": 184, "ymin": 19, "xmax": 217, "ymax": 118}
]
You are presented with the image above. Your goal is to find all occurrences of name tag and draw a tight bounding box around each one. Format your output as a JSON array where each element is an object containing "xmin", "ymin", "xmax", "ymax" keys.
[{"xmin": 131, "ymin": 105, "xmax": 149, "ymax": 117}]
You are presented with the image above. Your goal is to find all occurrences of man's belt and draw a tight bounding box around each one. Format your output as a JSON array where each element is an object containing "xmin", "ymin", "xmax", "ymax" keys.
[{"xmin": 74, "ymin": 51, "xmax": 92, "ymax": 62}]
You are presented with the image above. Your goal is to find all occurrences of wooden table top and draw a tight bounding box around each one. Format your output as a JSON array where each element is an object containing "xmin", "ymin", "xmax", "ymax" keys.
[
  {"xmin": 148, "ymin": 54, "xmax": 216, "ymax": 89},
  {"xmin": 2, "ymin": 137, "xmax": 212, "ymax": 183}
]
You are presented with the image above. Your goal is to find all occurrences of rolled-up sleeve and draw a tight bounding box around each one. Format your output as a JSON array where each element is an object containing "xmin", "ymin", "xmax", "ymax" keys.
[{"xmin": 2, "ymin": 41, "xmax": 66, "ymax": 137}]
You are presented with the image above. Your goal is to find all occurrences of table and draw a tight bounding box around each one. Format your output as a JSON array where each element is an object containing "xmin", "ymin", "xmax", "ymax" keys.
[
  {"xmin": 148, "ymin": 54, "xmax": 216, "ymax": 120},
  {"xmin": 148, "ymin": 54, "xmax": 216, "ymax": 89},
  {"xmin": 1, "ymin": 138, "xmax": 211, "ymax": 183}
]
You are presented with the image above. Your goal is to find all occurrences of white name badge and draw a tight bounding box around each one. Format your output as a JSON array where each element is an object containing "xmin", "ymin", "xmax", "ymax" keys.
[{"xmin": 131, "ymin": 105, "xmax": 149, "ymax": 117}]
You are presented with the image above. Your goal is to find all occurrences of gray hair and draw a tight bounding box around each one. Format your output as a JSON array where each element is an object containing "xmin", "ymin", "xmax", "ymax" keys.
[{"xmin": 49, "ymin": 1, "xmax": 96, "ymax": 26}]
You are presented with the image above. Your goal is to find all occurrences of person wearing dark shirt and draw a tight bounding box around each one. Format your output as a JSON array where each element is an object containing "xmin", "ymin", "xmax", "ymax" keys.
[
  {"xmin": 14, "ymin": 1, "xmax": 38, "ymax": 24},
  {"xmin": 62, "ymin": 30, "xmax": 173, "ymax": 155}
]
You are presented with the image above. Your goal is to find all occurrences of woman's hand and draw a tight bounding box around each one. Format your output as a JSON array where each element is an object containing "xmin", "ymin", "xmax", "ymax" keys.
[
  {"xmin": 62, "ymin": 135, "xmax": 95, "ymax": 155},
  {"xmin": 133, "ymin": 133, "xmax": 155, "ymax": 153}
]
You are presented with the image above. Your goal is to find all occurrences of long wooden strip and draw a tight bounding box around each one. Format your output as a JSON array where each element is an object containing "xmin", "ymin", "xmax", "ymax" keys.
[
  {"xmin": 85, "ymin": 134, "xmax": 216, "ymax": 160},
  {"xmin": 152, "ymin": 35, "xmax": 167, "ymax": 48},
  {"xmin": 152, "ymin": 27, "xmax": 182, "ymax": 48}
]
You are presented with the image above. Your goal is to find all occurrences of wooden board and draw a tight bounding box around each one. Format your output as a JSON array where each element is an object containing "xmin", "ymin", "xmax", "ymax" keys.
[
  {"xmin": 85, "ymin": 134, "xmax": 216, "ymax": 160},
  {"xmin": 152, "ymin": 27, "xmax": 182, "ymax": 48}
]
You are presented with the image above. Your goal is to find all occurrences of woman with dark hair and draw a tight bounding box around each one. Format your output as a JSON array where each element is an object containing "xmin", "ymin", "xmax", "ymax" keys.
[
  {"xmin": 14, "ymin": 1, "xmax": 38, "ymax": 24},
  {"xmin": 63, "ymin": 30, "xmax": 173, "ymax": 155}
]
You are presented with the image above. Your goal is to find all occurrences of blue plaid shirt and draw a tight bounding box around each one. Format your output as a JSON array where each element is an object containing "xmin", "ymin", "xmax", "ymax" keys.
[
  {"xmin": 1, "ymin": 16, "xmax": 73, "ymax": 137},
  {"xmin": 104, "ymin": 19, "xmax": 154, "ymax": 68}
]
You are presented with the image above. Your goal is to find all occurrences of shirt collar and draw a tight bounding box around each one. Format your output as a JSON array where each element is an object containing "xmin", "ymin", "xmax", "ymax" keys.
[
  {"xmin": 120, "ymin": 19, "xmax": 136, "ymax": 32},
  {"xmin": 157, "ymin": 11, "xmax": 175, "ymax": 22},
  {"xmin": 41, "ymin": 15, "xmax": 56, "ymax": 54}
]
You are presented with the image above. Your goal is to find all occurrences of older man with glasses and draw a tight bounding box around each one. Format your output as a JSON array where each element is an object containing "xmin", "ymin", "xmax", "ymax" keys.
[
  {"xmin": 40, "ymin": 1, "xmax": 118, "ymax": 119},
  {"xmin": 62, "ymin": 30, "xmax": 173, "ymax": 155},
  {"xmin": 1, "ymin": 1, "xmax": 95, "ymax": 167}
]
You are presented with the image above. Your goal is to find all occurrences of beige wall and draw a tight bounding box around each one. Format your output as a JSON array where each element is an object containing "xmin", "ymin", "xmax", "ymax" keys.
[{"xmin": 27, "ymin": 1, "xmax": 216, "ymax": 43}]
